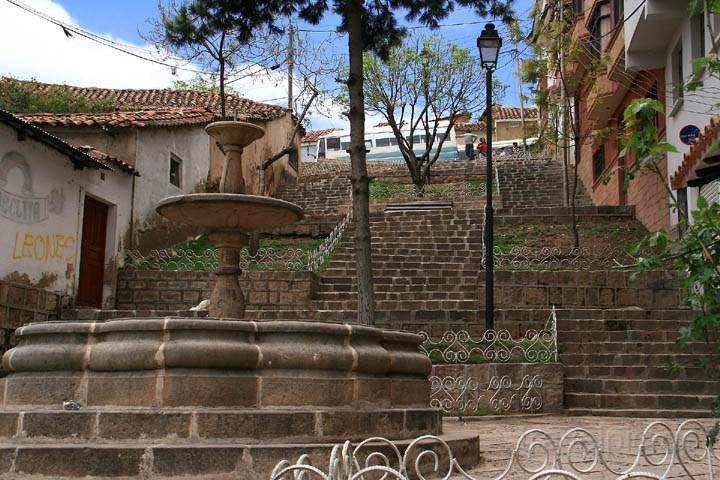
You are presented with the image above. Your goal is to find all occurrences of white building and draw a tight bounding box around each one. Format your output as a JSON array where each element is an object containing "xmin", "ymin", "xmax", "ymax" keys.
[
  {"xmin": 625, "ymin": 0, "xmax": 720, "ymax": 225},
  {"xmin": 0, "ymin": 110, "xmax": 135, "ymax": 308}
]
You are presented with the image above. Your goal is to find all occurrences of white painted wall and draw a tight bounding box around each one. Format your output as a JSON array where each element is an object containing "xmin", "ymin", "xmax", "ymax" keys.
[
  {"xmin": 300, "ymin": 141, "xmax": 318, "ymax": 163},
  {"xmin": 663, "ymin": 9, "xmax": 720, "ymax": 225},
  {"xmin": 132, "ymin": 125, "xmax": 210, "ymax": 248},
  {"xmin": 0, "ymin": 122, "xmax": 133, "ymax": 305}
]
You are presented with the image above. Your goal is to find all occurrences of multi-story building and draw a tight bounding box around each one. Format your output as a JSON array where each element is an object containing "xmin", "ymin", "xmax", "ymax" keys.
[
  {"xmin": 624, "ymin": 0, "xmax": 720, "ymax": 222},
  {"xmin": 533, "ymin": 0, "xmax": 673, "ymax": 231}
]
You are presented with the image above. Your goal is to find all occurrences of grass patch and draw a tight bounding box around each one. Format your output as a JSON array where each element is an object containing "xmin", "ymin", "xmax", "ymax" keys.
[{"xmin": 369, "ymin": 182, "xmax": 414, "ymax": 198}]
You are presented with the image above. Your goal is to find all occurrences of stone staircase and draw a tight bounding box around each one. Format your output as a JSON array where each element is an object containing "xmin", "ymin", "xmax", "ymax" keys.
[
  {"xmin": 557, "ymin": 308, "xmax": 718, "ymax": 418},
  {"xmin": 497, "ymin": 158, "xmax": 593, "ymax": 209},
  {"xmin": 313, "ymin": 208, "xmax": 484, "ymax": 325}
]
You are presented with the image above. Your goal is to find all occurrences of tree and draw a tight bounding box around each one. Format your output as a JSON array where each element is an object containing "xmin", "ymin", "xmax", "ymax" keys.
[
  {"xmin": 525, "ymin": 0, "xmax": 609, "ymax": 249},
  {"xmin": 147, "ymin": 0, "xmax": 278, "ymax": 118},
  {"xmin": 0, "ymin": 77, "xmax": 115, "ymax": 114},
  {"xmin": 363, "ymin": 35, "xmax": 505, "ymax": 195},
  {"xmin": 152, "ymin": 0, "xmax": 515, "ymax": 326}
]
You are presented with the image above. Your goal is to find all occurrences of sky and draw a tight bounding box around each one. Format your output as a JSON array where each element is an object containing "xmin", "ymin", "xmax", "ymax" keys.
[{"xmin": 0, "ymin": 0, "xmax": 535, "ymax": 130}]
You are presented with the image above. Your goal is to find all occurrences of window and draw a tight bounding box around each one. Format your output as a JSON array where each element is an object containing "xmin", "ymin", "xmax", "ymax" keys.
[
  {"xmin": 340, "ymin": 141, "xmax": 351, "ymax": 151},
  {"xmin": 612, "ymin": 0, "xmax": 624, "ymax": 26},
  {"xmin": 410, "ymin": 134, "xmax": 426, "ymax": 145},
  {"xmin": 648, "ymin": 83, "xmax": 660, "ymax": 128},
  {"xmin": 572, "ymin": 0, "xmax": 583, "ymax": 16},
  {"xmin": 365, "ymin": 139, "xmax": 373, "ymax": 148},
  {"xmin": 169, "ymin": 154, "xmax": 182, "ymax": 188},
  {"xmin": 593, "ymin": 145, "xmax": 606, "ymax": 181},
  {"xmin": 589, "ymin": 12, "xmax": 602, "ymax": 59},
  {"xmin": 318, "ymin": 138, "xmax": 326, "ymax": 158},
  {"xmin": 692, "ymin": 12, "xmax": 706, "ymax": 59},
  {"xmin": 672, "ymin": 40, "xmax": 684, "ymax": 104},
  {"xmin": 326, "ymin": 137, "xmax": 341, "ymax": 150},
  {"xmin": 375, "ymin": 137, "xmax": 391, "ymax": 147}
]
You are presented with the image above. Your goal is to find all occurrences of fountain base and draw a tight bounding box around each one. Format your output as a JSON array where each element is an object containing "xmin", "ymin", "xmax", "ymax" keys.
[{"xmin": 0, "ymin": 317, "xmax": 481, "ymax": 478}]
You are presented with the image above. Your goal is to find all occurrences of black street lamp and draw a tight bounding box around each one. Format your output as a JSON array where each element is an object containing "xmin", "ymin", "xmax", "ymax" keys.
[{"xmin": 477, "ymin": 23, "xmax": 501, "ymax": 331}]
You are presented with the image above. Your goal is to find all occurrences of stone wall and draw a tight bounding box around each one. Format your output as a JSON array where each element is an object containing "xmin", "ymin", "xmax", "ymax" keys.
[
  {"xmin": 490, "ymin": 270, "xmax": 681, "ymax": 309},
  {"xmin": 116, "ymin": 270, "xmax": 318, "ymax": 311},
  {"xmin": 431, "ymin": 363, "xmax": 563, "ymax": 415},
  {"xmin": 0, "ymin": 280, "xmax": 64, "ymax": 353}
]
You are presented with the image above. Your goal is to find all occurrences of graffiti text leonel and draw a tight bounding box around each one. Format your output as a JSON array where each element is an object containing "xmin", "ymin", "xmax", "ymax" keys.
[{"xmin": 11, "ymin": 232, "xmax": 76, "ymax": 263}]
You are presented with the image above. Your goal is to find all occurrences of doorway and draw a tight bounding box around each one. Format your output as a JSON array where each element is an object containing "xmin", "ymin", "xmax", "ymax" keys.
[{"xmin": 76, "ymin": 195, "xmax": 108, "ymax": 308}]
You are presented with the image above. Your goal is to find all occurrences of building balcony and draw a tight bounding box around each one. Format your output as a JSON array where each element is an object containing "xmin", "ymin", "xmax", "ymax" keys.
[
  {"xmin": 624, "ymin": 0, "xmax": 687, "ymax": 71},
  {"xmin": 586, "ymin": 27, "xmax": 633, "ymax": 126}
]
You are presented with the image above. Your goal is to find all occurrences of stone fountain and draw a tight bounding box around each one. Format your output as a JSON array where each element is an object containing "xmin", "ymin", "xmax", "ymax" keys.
[{"xmin": 0, "ymin": 122, "xmax": 478, "ymax": 479}]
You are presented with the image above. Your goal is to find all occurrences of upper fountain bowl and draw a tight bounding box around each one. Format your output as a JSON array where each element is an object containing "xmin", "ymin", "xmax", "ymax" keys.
[
  {"xmin": 205, "ymin": 121, "xmax": 265, "ymax": 148},
  {"xmin": 156, "ymin": 193, "xmax": 303, "ymax": 231}
]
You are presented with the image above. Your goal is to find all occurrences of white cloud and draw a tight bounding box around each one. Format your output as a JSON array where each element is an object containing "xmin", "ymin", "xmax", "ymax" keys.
[
  {"xmin": 0, "ymin": 0, "xmax": 296, "ymax": 103},
  {"xmin": 0, "ymin": 0, "xmax": 349, "ymax": 127}
]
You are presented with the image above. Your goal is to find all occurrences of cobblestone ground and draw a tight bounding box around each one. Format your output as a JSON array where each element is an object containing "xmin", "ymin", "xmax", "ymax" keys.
[{"xmin": 443, "ymin": 415, "xmax": 718, "ymax": 479}]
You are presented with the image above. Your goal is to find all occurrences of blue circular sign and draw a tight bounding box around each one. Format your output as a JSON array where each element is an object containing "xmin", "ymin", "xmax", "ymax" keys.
[{"xmin": 680, "ymin": 125, "xmax": 701, "ymax": 146}]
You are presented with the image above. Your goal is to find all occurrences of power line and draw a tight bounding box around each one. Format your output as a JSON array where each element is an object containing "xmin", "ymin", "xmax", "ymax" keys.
[{"xmin": 4, "ymin": 0, "xmax": 209, "ymax": 74}]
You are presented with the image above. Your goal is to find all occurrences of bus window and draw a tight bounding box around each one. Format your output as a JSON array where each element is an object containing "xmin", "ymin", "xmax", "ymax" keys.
[
  {"xmin": 326, "ymin": 137, "xmax": 341, "ymax": 150},
  {"xmin": 375, "ymin": 137, "xmax": 390, "ymax": 147},
  {"xmin": 365, "ymin": 139, "xmax": 373, "ymax": 148}
]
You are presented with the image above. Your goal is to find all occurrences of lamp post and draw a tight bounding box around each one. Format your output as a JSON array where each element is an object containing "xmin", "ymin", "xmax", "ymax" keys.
[{"xmin": 477, "ymin": 23, "xmax": 502, "ymax": 331}]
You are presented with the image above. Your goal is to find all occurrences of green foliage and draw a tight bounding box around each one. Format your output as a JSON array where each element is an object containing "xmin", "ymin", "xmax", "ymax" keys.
[
  {"xmin": 172, "ymin": 75, "xmax": 234, "ymax": 93},
  {"xmin": 0, "ymin": 78, "xmax": 115, "ymax": 114},
  {"xmin": 368, "ymin": 182, "xmax": 413, "ymax": 198}
]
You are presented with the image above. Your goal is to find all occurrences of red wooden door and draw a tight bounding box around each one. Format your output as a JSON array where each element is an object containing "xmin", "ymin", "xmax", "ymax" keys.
[{"xmin": 76, "ymin": 196, "xmax": 108, "ymax": 308}]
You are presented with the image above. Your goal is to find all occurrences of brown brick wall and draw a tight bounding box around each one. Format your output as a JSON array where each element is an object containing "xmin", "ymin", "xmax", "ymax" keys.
[
  {"xmin": 490, "ymin": 270, "xmax": 681, "ymax": 310},
  {"xmin": 0, "ymin": 280, "xmax": 64, "ymax": 354},
  {"xmin": 116, "ymin": 270, "xmax": 318, "ymax": 311}
]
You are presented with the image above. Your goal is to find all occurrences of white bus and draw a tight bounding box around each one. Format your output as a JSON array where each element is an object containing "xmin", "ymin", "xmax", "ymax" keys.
[{"xmin": 315, "ymin": 120, "xmax": 461, "ymax": 162}]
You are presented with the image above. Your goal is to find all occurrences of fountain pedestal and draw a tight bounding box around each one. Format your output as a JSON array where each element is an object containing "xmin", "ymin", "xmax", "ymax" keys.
[{"xmin": 0, "ymin": 122, "xmax": 479, "ymax": 479}]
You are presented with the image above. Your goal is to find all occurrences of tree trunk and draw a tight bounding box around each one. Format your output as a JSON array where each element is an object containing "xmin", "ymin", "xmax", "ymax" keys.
[
  {"xmin": 219, "ymin": 56, "xmax": 226, "ymax": 118},
  {"xmin": 346, "ymin": 0, "xmax": 375, "ymax": 325}
]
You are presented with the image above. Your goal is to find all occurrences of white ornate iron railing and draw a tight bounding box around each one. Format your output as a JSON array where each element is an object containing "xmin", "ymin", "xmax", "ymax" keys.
[
  {"xmin": 124, "ymin": 208, "xmax": 353, "ymax": 273},
  {"xmin": 490, "ymin": 246, "xmax": 632, "ymax": 271},
  {"xmin": 419, "ymin": 307, "xmax": 558, "ymax": 364},
  {"xmin": 429, "ymin": 374, "xmax": 544, "ymax": 415},
  {"xmin": 271, "ymin": 420, "xmax": 719, "ymax": 480}
]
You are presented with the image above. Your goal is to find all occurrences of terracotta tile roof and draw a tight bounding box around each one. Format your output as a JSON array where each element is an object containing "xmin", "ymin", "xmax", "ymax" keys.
[
  {"xmin": 18, "ymin": 108, "xmax": 216, "ymax": 129},
  {"xmin": 493, "ymin": 105, "xmax": 539, "ymax": 121},
  {"xmin": 13, "ymin": 79, "xmax": 289, "ymax": 122},
  {"xmin": 302, "ymin": 128, "xmax": 343, "ymax": 143},
  {"xmin": 671, "ymin": 116, "xmax": 720, "ymax": 190},
  {"xmin": 455, "ymin": 121, "xmax": 487, "ymax": 134},
  {"xmin": 0, "ymin": 109, "xmax": 111, "ymax": 172},
  {"xmin": 75, "ymin": 145, "xmax": 139, "ymax": 175}
]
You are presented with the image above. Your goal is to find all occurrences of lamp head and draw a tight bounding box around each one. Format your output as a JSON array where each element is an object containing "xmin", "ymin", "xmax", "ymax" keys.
[{"xmin": 477, "ymin": 23, "xmax": 502, "ymax": 70}]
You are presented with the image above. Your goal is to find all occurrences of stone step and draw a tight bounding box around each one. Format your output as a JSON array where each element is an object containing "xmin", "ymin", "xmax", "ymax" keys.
[
  {"xmin": 0, "ymin": 432, "xmax": 480, "ymax": 479},
  {"xmin": 564, "ymin": 377, "xmax": 720, "ymax": 395},
  {"xmin": 563, "ymin": 365, "xmax": 713, "ymax": 381},
  {"xmin": 563, "ymin": 407, "xmax": 714, "ymax": 418},
  {"xmin": 559, "ymin": 352, "xmax": 712, "ymax": 366},
  {"xmin": 559, "ymin": 341, "xmax": 717, "ymax": 355},
  {"xmin": 564, "ymin": 392, "xmax": 716, "ymax": 411}
]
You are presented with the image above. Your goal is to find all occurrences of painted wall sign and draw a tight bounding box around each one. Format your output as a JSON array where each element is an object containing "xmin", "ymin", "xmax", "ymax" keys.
[
  {"xmin": 680, "ymin": 125, "xmax": 701, "ymax": 146},
  {"xmin": 0, "ymin": 152, "xmax": 48, "ymax": 223}
]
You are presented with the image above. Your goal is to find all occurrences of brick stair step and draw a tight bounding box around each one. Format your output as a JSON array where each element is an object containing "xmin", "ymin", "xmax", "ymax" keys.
[
  {"xmin": 563, "ymin": 408, "xmax": 714, "ymax": 418},
  {"xmin": 564, "ymin": 392, "xmax": 716, "ymax": 410}
]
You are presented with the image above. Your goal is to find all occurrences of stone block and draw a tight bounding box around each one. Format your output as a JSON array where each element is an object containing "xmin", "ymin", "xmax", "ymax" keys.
[
  {"xmin": 0, "ymin": 414, "xmax": 17, "ymax": 439},
  {"xmin": 150, "ymin": 447, "xmax": 240, "ymax": 476},
  {"xmin": 260, "ymin": 377, "xmax": 353, "ymax": 407},
  {"xmin": 390, "ymin": 378, "xmax": 430, "ymax": 407},
  {"xmin": 86, "ymin": 372, "xmax": 158, "ymax": 407},
  {"xmin": 405, "ymin": 409, "xmax": 441, "ymax": 434},
  {"xmin": 5, "ymin": 373, "xmax": 83, "ymax": 407},
  {"xmin": 163, "ymin": 372, "xmax": 258, "ymax": 407},
  {"xmin": 254, "ymin": 412, "xmax": 317, "ymax": 439},
  {"xmin": 23, "ymin": 412, "xmax": 94, "ymax": 439},
  {"xmin": 356, "ymin": 378, "xmax": 392, "ymax": 407},
  {"xmin": 14, "ymin": 447, "xmax": 144, "ymax": 477},
  {"xmin": 525, "ymin": 287, "xmax": 547, "ymax": 306},
  {"xmin": 97, "ymin": 412, "xmax": 191, "ymax": 439}
]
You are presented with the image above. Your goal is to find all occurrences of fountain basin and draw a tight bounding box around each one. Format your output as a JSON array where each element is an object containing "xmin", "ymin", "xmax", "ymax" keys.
[
  {"xmin": 205, "ymin": 120, "xmax": 265, "ymax": 147},
  {"xmin": 2, "ymin": 319, "xmax": 431, "ymax": 410},
  {"xmin": 156, "ymin": 193, "xmax": 303, "ymax": 231}
]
